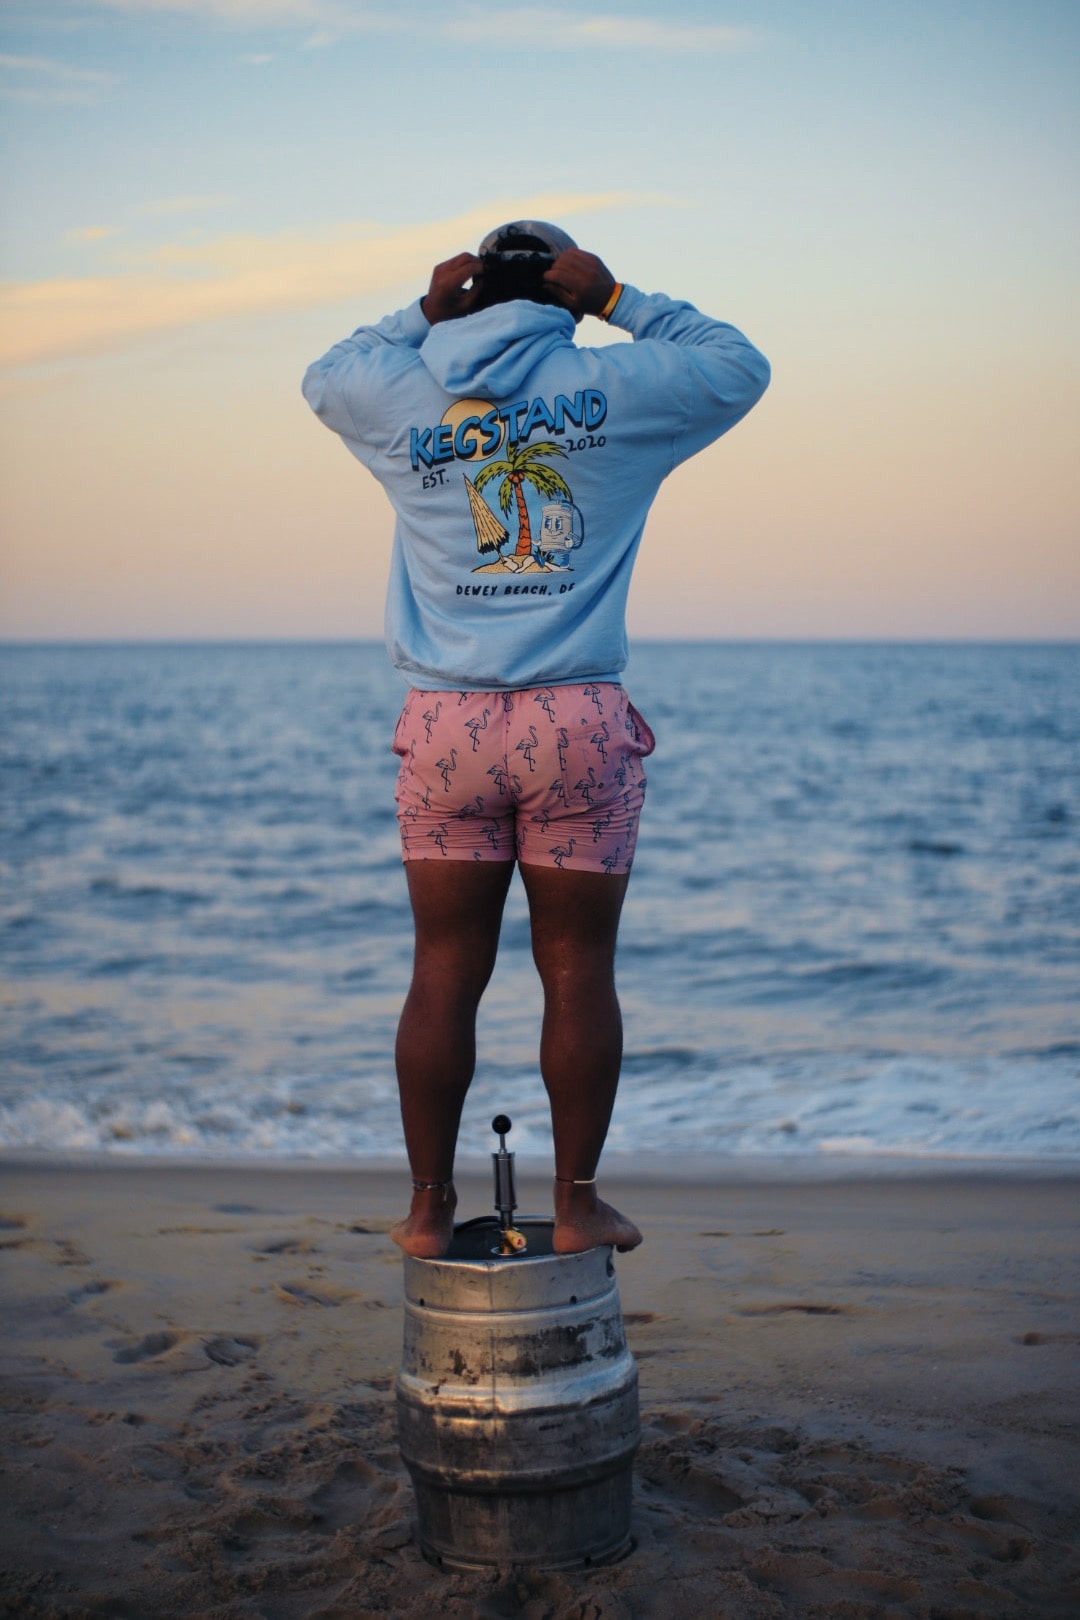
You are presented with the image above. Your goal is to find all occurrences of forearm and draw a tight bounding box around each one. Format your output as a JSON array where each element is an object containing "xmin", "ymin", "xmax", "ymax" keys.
[
  {"xmin": 610, "ymin": 284, "xmax": 771, "ymax": 457},
  {"xmin": 610, "ymin": 284, "xmax": 764, "ymax": 366}
]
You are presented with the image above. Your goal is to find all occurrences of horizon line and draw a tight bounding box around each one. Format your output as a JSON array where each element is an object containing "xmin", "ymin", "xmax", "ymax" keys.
[{"xmin": 2, "ymin": 635, "xmax": 1078, "ymax": 649}]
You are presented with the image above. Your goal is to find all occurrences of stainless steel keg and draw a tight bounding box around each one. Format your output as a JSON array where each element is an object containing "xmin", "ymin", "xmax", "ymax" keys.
[{"xmin": 396, "ymin": 1216, "xmax": 639, "ymax": 1571}]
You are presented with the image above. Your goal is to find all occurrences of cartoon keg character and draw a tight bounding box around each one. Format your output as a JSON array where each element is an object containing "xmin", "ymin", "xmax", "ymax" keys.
[{"xmin": 538, "ymin": 499, "xmax": 585, "ymax": 566}]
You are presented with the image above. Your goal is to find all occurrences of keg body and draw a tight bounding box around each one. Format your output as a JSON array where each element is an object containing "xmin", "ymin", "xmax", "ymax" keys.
[{"xmin": 396, "ymin": 1219, "xmax": 639, "ymax": 1571}]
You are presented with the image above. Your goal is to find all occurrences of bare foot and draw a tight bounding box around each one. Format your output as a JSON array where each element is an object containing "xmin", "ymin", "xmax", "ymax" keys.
[
  {"xmin": 390, "ymin": 1183, "xmax": 457, "ymax": 1259},
  {"xmin": 552, "ymin": 1184, "xmax": 643, "ymax": 1254}
]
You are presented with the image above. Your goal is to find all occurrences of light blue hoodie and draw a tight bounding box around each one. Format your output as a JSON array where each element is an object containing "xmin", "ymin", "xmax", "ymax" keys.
[{"xmin": 303, "ymin": 285, "xmax": 769, "ymax": 690}]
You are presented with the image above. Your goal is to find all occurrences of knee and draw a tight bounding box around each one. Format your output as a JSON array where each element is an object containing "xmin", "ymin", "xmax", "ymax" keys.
[
  {"xmin": 533, "ymin": 940, "xmax": 617, "ymax": 1003},
  {"xmin": 411, "ymin": 943, "xmax": 498, "ymax": 1006}
]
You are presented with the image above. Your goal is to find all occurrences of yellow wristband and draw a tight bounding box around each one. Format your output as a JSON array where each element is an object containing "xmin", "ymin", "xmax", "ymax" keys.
[{"xmin": 598, "ymin": 282, "xmax": 624, "ymax": 321}]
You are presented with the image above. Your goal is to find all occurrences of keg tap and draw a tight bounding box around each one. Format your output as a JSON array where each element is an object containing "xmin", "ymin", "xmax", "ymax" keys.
[{"xmin": 491, "ymin": 1115, "xmax": 527, "ymax": 1255}]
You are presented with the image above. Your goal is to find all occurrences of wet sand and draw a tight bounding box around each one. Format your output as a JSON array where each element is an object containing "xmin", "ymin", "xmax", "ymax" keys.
[{"xmin": 1, "ymin": 1161, "xmax": 1078, "ymax": 1618}]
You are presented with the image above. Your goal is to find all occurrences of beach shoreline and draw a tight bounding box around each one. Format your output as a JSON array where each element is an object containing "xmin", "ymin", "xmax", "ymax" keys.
[
  {"xmin": 2, "ymin": 1161, "xmax": 1077, "ymax": 1616},
  {"xmin": 4, "ymin": 1148, "xmax": 1078, "ymax": 1179}
]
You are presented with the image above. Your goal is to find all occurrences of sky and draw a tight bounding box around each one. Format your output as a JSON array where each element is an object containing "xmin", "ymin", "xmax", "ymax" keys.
[{"xmin": 1, "ymin": 0, "xmax": 1077, "ymax": 640}]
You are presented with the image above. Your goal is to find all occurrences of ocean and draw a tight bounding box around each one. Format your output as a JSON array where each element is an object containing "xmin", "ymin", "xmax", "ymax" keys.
[{"xmin": 1, "ymin": 641, "xmax": 1077, "ymax": 1168}]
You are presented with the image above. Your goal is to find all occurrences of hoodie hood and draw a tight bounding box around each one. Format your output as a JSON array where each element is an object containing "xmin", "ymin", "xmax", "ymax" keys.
[
  {"xmin": 420, "ymin": 300, "xmax": 576, "ymax": 398},
  {"xmin": 304, "ymin": 283, "xmax": 770, "ymax": 693}
]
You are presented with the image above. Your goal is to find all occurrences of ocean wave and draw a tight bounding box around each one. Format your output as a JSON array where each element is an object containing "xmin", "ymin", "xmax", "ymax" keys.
[
  {"xmin": 3, "ymin": 641, "xmax": 1077, "ymax": 1166},
  {"xmin": 1, "ymin": 1052, "xmax": 1077, "ymax": 1165}
]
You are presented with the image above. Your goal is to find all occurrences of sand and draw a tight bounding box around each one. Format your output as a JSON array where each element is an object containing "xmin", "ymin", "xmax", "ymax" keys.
[{"xmin": 1, "ymin": 1159, "xmax": 1077, "ymax": 1619}]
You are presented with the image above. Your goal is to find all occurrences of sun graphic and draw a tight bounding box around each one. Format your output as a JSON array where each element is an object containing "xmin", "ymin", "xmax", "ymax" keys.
[{"xmin": 440, "ymin": 398, "xmax": 504, "ymax": 463}]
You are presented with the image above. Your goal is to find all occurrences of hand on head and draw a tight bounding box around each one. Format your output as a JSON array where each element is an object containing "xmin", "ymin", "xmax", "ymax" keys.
[
  {"xmin": 422, "ymin": 247, "xmax": 618, "ymax": 325},
  {"xmin": 542, "ymin": 249, "xmax": 618, "ymax": 321},
  {"xmin": 421, "ymin": 253, "xmax": 485, "ymax": 325}
]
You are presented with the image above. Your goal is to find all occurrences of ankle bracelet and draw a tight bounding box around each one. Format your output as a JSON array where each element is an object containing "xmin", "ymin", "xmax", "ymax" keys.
[
  {"xmin": 554, "ymin": 1175, "xmax": 597, "ymax": 1185},
  {"xmin": 412, "ymin": 1178, "xmax": 452, "ymax": 1200}
]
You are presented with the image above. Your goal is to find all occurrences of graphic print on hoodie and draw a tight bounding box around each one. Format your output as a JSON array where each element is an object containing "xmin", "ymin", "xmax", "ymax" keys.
[
  {"xmin": 302, "ymin": 287, "xmax": 769, "ymax": 691},
  {"xmin": 420, "ymin": 390, "xmax": 599, "ymax": 578}
]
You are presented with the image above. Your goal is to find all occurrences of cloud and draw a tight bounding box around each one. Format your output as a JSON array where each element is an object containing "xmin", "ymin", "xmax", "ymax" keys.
[
  {"xmin": 85, "ymin": 0, "xmax": 336, "ymax": 19},
  {"xmin": 59, "ymin": 2, "xmax": 760, "ymax": 52},
  {"xmin": 0, "ymin": 193, "xmax": 646, "ymax": 369},
  {"xmin": 81, "ymin": 0, "xmax": 397, "ymax": 26},
  {"xmin": 55, "ymin": 1, "xmax": 408, "ymax": 51},
  {"xmin": 0, "ymin": 52, "xmax": 118, "ymax": 104},
  {"xmin": 443, "ymin": 9, "xmax": 760, "ymax": 53},
  {"xmin": 65, "ymin": 225, "xmax": 118, "ymax": 244}
]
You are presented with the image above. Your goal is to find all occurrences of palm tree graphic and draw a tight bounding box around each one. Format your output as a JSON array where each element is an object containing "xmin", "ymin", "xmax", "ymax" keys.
[{"xmin": 473, "ymin": 440, "xmax": 572, "ymax": 560}]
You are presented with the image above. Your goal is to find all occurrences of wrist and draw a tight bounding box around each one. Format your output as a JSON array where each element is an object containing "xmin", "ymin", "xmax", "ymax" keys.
[{"xmin": 597, "ymin": 282, "xmax": 624, "ymax": 321}]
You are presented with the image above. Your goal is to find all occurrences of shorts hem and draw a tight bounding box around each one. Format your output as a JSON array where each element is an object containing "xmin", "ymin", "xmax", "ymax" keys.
[{"xmin": 517, "ymin": 855, "xmax": 634, "ymax": 876}]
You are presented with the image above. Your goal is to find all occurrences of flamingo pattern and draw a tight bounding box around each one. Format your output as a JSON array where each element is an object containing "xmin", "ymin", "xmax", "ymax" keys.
[
  {"xmin": 465, "ymin": 708, "xmax": 490, "ymax": 751},
  {"xmin": 486, "ymin": 761, "xmax": 522, "ymax": 800},
  {"xmin": 391, "ymin": 683, "xmax": 654, "ymax": 870},
  {"xmin": 453, "ymin": 793, "xmax": 486, "ymax": 820},
  {"xmin": 515, "ymin": 725, "xmax": 539, "ymax": 772},
  {"xmin": 574, "ymin": 765, "xmax": 598, "ymax": 806},
  {"xmin": 436, "ymin": 747, "xmax": 458, "ymax": 792},
  {"xmin": 427, "ymin": 823, "xmax": 450, "ymax": 855},
  {"xmin": 589, "ymin": 807, "xmax": 616, "ymax": 844}
]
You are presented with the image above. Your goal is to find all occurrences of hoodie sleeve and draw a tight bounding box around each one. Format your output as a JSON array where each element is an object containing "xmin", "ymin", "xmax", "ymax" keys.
[
  {"xmin": 301, "ymin": 299, "xmax": 430, "ymax": 447},
  {"xmin": 607, "ymin": 285, "xmax": 770, "ymax": 466}
]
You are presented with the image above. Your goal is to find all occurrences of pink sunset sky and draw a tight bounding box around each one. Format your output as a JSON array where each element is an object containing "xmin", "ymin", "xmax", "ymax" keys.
[{"xmin": 2, "ymin": 2, "xmax": 1077, "ymax": 640}]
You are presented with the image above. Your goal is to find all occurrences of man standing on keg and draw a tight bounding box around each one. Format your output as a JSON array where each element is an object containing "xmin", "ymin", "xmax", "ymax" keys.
[{"xmin": 303, "ymin": 221, "xmax": 769, "ymax": 1257}]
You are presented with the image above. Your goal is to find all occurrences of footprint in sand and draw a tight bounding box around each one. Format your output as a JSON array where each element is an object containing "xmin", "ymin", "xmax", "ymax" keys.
[
  {"xmin": 739, "ymin": 1302, "xmax": 848, "ymax": 1317},
  {"xmin": 308, "ymin": 1457, "xmax": 406, "ymax": 1537},
  {"xmin": 157, "ymin": 1224, "xmax": 242, "ymax": 1235},
  {"xmin": 0, "ymin": 1215, "xmax": 29, "ymax": 1252},
  {"xmin": 253, "ymin": 1238, "xmax": 318, "ymax": 1256},
  {"xmin": 948, "ymin": 1517, "xmax": 1034, "ymax": 1563},
  {"xmin": 969, "ymin": 1494, "xmax": 1033, "ymax": 1527},
  {"xmin": 204, "ymin": 1335, "xmax": 259, "ymax": 1367},
  {"xmin": 638, "ymin": 1439, "xmax": 747, "ymax": 1516},
  {"xmin": 68, "ymin": 1277, "xmax": 118, "ymax": 1305},
  {"xmin": 699, "ymin": 1228, "xmax": 786, "ymax": 1237},
  {"xmin": 53, "ymin": 1238, "xmax": 92, "ymax": 1268},
  {"xmin": 272, "ymin": 1280, "xmax": 359, "ymax": 1309},
  {"xmin": 112, "ymin": 1330, "xmax": 183, "ymax": 1364}
]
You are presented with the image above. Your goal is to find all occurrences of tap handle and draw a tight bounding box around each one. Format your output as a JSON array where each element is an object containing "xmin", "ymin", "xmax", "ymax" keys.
[{"xmin": 491, "ymin": 1115, "xmax": 516, "ymax": 1226}]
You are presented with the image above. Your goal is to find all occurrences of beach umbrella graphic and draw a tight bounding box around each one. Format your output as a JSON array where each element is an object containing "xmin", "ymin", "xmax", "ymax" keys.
[{"xmin": 464, "ymin": 474, "xmax": 510, "ymax": 556}]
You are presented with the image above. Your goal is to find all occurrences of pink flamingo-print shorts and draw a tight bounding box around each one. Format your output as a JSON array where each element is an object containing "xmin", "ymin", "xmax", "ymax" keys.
[{"xmin": 392, "ymin": 684, "xmax": 656, "ymax": 873}]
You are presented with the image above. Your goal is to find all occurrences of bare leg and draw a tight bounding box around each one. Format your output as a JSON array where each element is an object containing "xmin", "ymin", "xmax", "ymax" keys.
[
  {"xmin": 518, "ymin": 863, "xmax": 643, "ymax": 1254},
  {"xmin": 391, "ymin": 859, "xmax": 514, "ymax": 1258}
]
